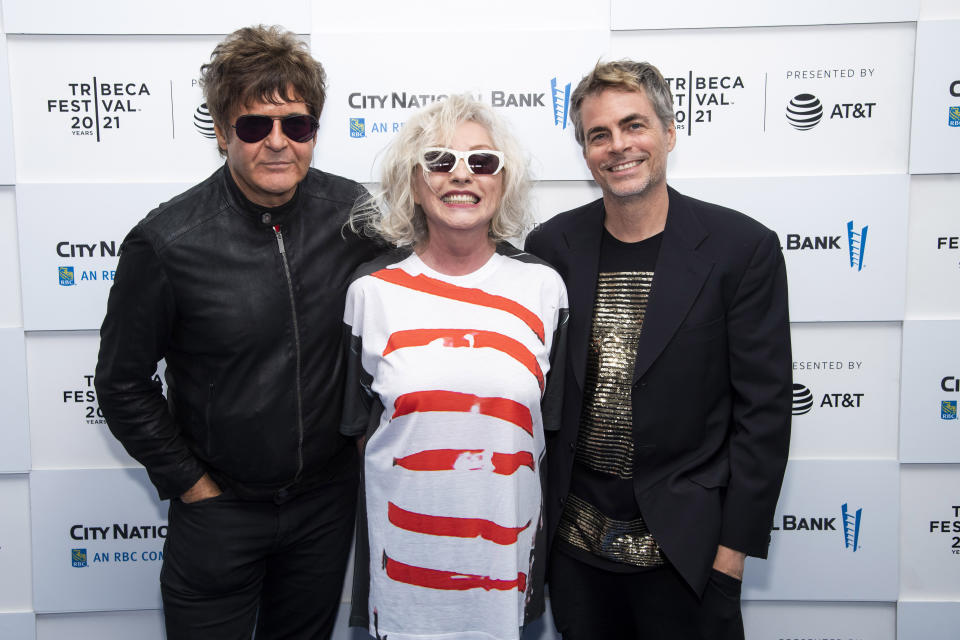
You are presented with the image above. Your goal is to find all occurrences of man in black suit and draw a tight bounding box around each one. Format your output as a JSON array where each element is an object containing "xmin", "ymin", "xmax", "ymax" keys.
[{"xmin": 524, "ymin": 60, "xmax": 791, "ymax": 639}]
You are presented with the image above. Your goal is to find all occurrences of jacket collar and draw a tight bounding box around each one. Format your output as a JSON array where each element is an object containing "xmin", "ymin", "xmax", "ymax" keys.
[
  {"xmin": 562, "ymin": 187, "xmax": 714, "ymax": 390},
  {"xmin": 220, "ymin": 163, "xmax": 302, "ymax": 228}
]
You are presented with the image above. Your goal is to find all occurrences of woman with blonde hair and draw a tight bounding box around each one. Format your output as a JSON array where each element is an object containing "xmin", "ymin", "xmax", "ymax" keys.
[{"xmin": 342, "ymin": 94, "xmax": 568, "ymax": 640}]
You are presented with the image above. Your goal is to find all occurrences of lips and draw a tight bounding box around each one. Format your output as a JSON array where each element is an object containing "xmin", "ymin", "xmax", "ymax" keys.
[
  {"xmin": 606, "ymin": 159, "xmax": 643, "ymax": 172},
  {"xmin": 441, "ymin": 192, "xmax": 480, "ymax": 205}
]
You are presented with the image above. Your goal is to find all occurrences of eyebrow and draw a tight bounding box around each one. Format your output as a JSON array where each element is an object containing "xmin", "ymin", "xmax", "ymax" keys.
[{"xmin": 585, "ymin": 113, "xmax": 651, "ymax": 139}]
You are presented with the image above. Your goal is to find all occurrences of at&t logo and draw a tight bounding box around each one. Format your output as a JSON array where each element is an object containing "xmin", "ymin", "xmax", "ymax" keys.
[
  {"xmin": 792, "ymin": 383, "xmax": 813, "ymax": 415},
  {"xmin": 786, "ymin": 94, "xmax": 823, "ymax": 130}
]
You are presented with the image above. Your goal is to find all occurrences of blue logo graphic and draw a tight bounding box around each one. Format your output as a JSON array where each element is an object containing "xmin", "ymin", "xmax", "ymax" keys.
[
  {"xmin": 949, "ymin": 106, "xmax": 960, "ymax": 128},
  {"xmin": 350, "ymin": 118, "xmax": 365, "ymax": 138},
  {"xmin": 942, "ymin": 400, "xmax": 957, "ymax": 420},
  {"xmin": 841, "ymin": 503, "xmax": 862, "ymax": 552},
  {"xmin": 550, "ymin": 78, "xmax": 571, "ymax": 130},
  {"xmin": 59, "ymin": 266, "xmax": 75, "ymax": 286},
  {"xmin": 72, "ymin": 548, "xmax": 88, "ymax": 568},
  {"xmin": 846, "ymin": 221, "xmax": 868, "ymax": 271}
]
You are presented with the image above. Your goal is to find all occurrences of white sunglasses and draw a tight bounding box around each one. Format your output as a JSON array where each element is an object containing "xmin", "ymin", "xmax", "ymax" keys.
[{"xmin": 420, "ymin": 147, "xmax": 505, "ymax": 175}]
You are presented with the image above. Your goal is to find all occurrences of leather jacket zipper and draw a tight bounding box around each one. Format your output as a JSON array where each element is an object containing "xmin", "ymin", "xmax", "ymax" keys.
[{"xmin": 274, "ymin": 224, "xmax": 305, "ymax": 485}]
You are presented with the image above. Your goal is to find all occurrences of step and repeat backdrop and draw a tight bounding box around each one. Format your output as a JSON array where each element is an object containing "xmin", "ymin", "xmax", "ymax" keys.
[{"xmin": 1, "ymin": 1, "xmax": 959, "ymax": 638}]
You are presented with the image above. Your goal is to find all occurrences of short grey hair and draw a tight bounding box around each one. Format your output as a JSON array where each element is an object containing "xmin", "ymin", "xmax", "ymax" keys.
[
  {"xmin": 570, "ymin": 59, "xmax": 675, "ymax": 147},
  {"xmin": 350, "ymin": 94, "xmax": 532, "ymax": 247}
]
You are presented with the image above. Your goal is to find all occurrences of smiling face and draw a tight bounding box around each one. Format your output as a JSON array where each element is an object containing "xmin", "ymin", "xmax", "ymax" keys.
[
  {"xmin": 413, "ymin": 120, "xmax": 504, "ymax": 245},
  {"xmin": 214, "ymin": 92, "xmax": 317, "ymax": 208},
  {"xmin": 580, "ymin": 88, "xmax": 676, "ymax": 203}
]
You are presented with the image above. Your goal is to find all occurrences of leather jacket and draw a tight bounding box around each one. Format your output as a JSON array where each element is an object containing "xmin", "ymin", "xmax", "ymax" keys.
[{"xmin": 95, "ymin": 165, "xmax": 381, "ymax": 502}]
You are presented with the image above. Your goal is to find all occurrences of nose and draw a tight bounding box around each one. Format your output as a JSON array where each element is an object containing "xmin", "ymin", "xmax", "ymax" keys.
[
  {"xmin": 264, "ymin": 119, "xmax": 288, "ymax": 150},
  {"xmin": 449, "ymin": 157, "xmax": 472, "ymax": 181},
  {"xmin": 609, "ymin": 129, "xmax": 631, "ymax": 153}
]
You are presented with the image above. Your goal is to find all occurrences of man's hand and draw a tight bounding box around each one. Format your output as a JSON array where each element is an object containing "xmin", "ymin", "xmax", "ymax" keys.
[
  {"xmin": 712, "ymin": 544, "xmax": 746, "ymax": 580},
  {"xmin": 180, "ymin": 473, "xmax": 222, "ymax": 504}
]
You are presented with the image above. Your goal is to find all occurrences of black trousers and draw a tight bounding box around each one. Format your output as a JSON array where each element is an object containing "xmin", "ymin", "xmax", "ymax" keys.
[
  {"xmin": 160, "ymin": 475, "xmax": 357, "ymax": 640},
  {"xmin": 548, "ymin": 548, "xmax": 744, "ymax": 640}
]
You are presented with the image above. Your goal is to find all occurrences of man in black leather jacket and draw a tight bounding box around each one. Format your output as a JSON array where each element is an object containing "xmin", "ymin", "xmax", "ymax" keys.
[{"xmin": 94, "ymin": 26, "xmax": 379, "ymax": 639}]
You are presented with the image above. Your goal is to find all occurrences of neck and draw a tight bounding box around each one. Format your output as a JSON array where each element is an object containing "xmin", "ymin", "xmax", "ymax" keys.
[
  {"xmin": 416, "ymin": 229, "xmax": 497, "ymax": 276},
  {"xmin": 603, "ymin": 183, "xmax": 669, "ymax": 243}
]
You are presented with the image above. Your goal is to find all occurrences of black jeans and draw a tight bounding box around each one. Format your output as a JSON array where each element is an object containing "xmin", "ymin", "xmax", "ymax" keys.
[
  {"xmin": 548, "ymin": 548, "xmax": 744, "ymax": 640},
  {"xmin": 160, "ymin": 475, "xmax": 357, "ymax": 640}
]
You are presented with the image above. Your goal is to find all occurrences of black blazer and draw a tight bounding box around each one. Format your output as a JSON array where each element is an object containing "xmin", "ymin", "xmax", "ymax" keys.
[{"xmin": 524, "ymin": 187, "xmax": 792, "ymax": 595}]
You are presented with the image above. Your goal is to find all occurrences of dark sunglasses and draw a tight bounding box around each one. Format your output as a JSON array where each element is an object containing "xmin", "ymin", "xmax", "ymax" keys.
[
  {"xmin": 231, "ymin": 114, "xmax": 319, "ymax": 143},
  {"xmin": 420, "ymin": 147, "xmax": 505, "ymax": 175}
]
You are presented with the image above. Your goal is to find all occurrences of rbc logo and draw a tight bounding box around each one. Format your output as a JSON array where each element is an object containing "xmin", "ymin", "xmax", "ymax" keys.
[
  {"xmin": 949, "ymin": 106, "xmax": 960, "ymax": 128},
  {"xmin": 59, "ymin": 266, "xmax": 75, "ymax": 286},
  {"xmin": 350, "ymin": 118, "xmax": 365, "ymax": 138},
  {"xmin": 72, "ymin": 548, "xmax": 88, "ymax": 568},
  {"xmin": 550, "ymin": 78, "xmax": 571, "ymax": 130},
  {"xmin": 841, "ymin": 503, "xmax": 862, "ymax": 552},
  {"xmin": 942, "ymin": 400, "xmax": 957, "ymax": 420}
]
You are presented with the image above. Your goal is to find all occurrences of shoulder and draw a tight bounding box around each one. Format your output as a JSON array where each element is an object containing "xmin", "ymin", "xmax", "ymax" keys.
[
  {"xmin": 135, "ymin": 168, "xmax": 228, "ymax": 251},
  {"xmin": 300, "ymin": 167, "xmax": 366, "ymax": 208},
  {"xmin": 348, "ymin": 247, "xmax": 413, "ymax": 287}
]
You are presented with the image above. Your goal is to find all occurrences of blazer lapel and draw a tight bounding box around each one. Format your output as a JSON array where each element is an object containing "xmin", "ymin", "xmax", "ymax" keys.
[
  {"xmin": 563, "ymin": 200, "xmax": 604, "ymax": 393},
  {"xmin": 633, "ymin": 188, "xmax": 714, "ymax": 384}
]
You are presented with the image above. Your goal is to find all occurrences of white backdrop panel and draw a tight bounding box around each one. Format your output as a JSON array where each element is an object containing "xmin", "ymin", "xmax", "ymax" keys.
[
  {"xmin": 920, "ymin": 0, "xmax": 960, "ymax": 19},
  {"xmin": 900, "ymin": 320, "xmax": 960, "ymax": 462},
  {"xmin": 670, "ymin": 175, "xmax": 909, "ymax": 322},
  {"xmin": 0, "ymin": 328, "xmax": 29, "ymax": 473},
  {"xmin": 0, "ymin": 33, "xmax": 15, "ymax": 185},
  {"xmin": 0, "ymin": 612, "xmax": 35, "ymax": 640},
  {"xmin": 313, "ymin": 0, "xmax": 610, "ymax": 31},
  {"xmin": 31, "ymin": 469, "xmax": 166, "ymax": 613},
  {"xmin": 612, "ymin": 0, "xmax": 919, "ymax": 30},
  {"xmin": 16, "ymin": 182, "xmax": 193, "ymax": 331},
  {"xmin": 36, "ymin": 610, "xmax": 164, "ymax": 640},
  {"xmin": 898, "ymin": 601, "xmax": 960, "ymax": 639},
  {"xmin": 7, "ymin": 36, "xmax": 227, "ymax": 182},
  {"xmin": 26, "ymin": 331, "xmax": 160, "ymax": 470},
  {"xmin": 611, "ymin": 24, "xmax": 915, "ymax": 177},
  {"xmin": 1, "ymin": 0, "xmax": 309, "ymax": 35},
  {"xmin": 528, "ymin": 181, "xmax": 602, "ymax": 225},
  {"xmin": 741, "ymin": 601, "xmax": 895, "ymax": 639},
  {"xmin": 311, "ymin": 29, "xmax": 608, "ymax": 182},
  {"xmin": 0, "ymin": 475, "xmax": 33, "ymax": 611},
  {"xmin": 0, "ymin": 187, "xmax": 21, "ymax": 327},
  {"xmin": 909, "ymin": 20, "xmax": 960, "ymax": 174},
  {"xmin": 788, "ymin": 322, "xmax": 900, "ymax": 459},
  {"xmin": 906, "ymin": 175, "xmax": 960, "ymax": 318},
  {"xmin": 899, "ymin": 465, "xmax": 960, "ymax": 599},
  {"xmin": 742, "ymin": 459, "xmax": 899, "ymax": 601}
]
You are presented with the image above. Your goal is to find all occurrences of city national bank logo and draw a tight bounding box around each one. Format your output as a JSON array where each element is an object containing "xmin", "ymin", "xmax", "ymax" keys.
[
  {"xmin": 786, "ymin": 94, "xmax": 824, "ymax": 130},
  {"xmin": 193, "ymin": 103, "xmax": 216, "ymax": 139},
  {"xmin": 46, "ymin": 78, "xmax": 151, "ymax": 142},
  {"xmin": 842, "ymin": 503, "xmax": 862, "ymax": 552},
  {"xmin": 54, "ymin": 240, "xmax": 120, "ymax": 286},
  {"xmin": 792, "ymin": 383, "xmax": 813, "ymax": 415},
  {"xmin": 350, "ymin": 117, "xmax": 365, "ymax": 138},
  {"xmin": 941, "ymin": 376, "xmax": 959, "ymax": 420},
  {"xmin": 772, "ymin": 502, "xmax": 864, "ymax": 551},
  {"xmin": 784, "ymin": 220, "xmax": 869, "ymax": 271},
  {"xmin": 59, "ymin": 266, "xmax": 75, "ymax": 287},
  {"xmin": 949, "ymin": 106, "xmax": 960, "ymax": 128},
  {"xmin": 72, "ymin": 548, "xmax": 87, "ymax": 568},
  {"xmin": 550, "ymin": 77, "xmax": 571, "ymax": 130}
]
